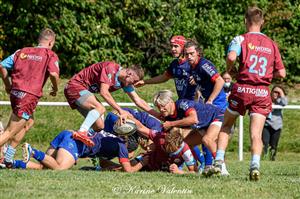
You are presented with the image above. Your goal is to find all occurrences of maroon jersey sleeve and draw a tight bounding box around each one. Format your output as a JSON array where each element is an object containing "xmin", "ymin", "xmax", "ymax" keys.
[
  {"xmin": 47, "ymin": 52, "xmax": 59, "ymax": 74},
  {"xmin": 99, "ymin": 62, "xmax": 119, "ymax": 86}
]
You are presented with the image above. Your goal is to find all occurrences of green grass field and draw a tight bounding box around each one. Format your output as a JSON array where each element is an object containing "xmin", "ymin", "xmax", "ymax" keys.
[
  {"xmin": 0, "ymin": 153, "xmax": 299, "ymax": 199},
  {"xmin": 0, "ymin": 79, "xmax": 300, "ymax": 198}
]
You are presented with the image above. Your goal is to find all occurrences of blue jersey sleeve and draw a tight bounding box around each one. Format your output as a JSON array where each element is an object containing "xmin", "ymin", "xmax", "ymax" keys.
[
  {"xmin": 118, "ymin": 142, "xmax": 129, "ymax": 160},
  {"xmin": 122, "ymin": 85, "xmax": 134, "ymax": 93},
  {"xmin": 0, "ymin": 53, "xmax": 15, "ymax": 69},
  {"xmin": 228, "ymin": 35, "xmax": 244, "ymax": 56}
]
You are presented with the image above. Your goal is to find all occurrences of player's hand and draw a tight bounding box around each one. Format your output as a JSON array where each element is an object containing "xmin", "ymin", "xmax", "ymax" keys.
[
  {"xmin": 117, "ymin": 109, "xmax": 131, "ymax": 125},
  {"xmin": 189, "ymin": 76, "xmax": 196, "ymax": 85},
  {"xmin": 206, "ymin": 100, "xmax": 213, "ymax": 105},
  {"xmin": 169, "ymin": 163, "xmax": 180, "ymax": 173},
  {"xmin": 162, "ymin": 121, "xmax": 173, "ymax": 130},
  {"xmin": 49, "ymin": 87, "xmax": 58, "ymax": 96},
  {"xmin": 134, "ymin": 80, "xmax": 145, "ymax": 88}
]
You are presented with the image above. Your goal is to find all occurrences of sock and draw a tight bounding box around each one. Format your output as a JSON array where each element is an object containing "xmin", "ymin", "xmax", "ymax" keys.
[
  {"xmin": 79, "ymin": 109, "xmax": 100, "ymax": 132},
  {"xmin": 13, "ymin": 160, "xmax": 27, "ymax": 169},
  {"xmin": 250, "ymin": 154, "xmax": 260, "ymax": 169},
  {"xmin": 192, "ymin": 146, "xmax": 205, "ymax": 168},
  {"xmin": 32, "ymin": 148, "xmax": 45, "ymax": 161},
  {"xmin": 4, "ymin": 145, "xmax": 16, "ymax": 163},
  {"xmin": 215, "ymin": 149, "xmax": 225, "ymax": 161},
  {"xmin": 202, "ymin": 144, "xmax": 213, "ymax": 166}
]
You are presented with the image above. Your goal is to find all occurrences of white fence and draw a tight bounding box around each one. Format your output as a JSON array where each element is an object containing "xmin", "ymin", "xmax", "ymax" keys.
[{"xmin": 1, "ymin": 101, "xmax": 299, "ymax": 161}]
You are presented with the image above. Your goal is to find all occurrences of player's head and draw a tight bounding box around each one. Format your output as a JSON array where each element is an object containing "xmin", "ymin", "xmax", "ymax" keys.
[
  {"xmin": 184, "ymin": 39, "xmax": 203, "ymax": 66},
  {"xmin": 120, "ymin": 64, "xmax": 144, "ymax": 86},
  {"xmin": 164, "ymin": 127, "xmax": 184, "ymax": 154},
  {"xmin": 170, "ymin": 35, "xmax": 186, "ymax": 58},
  {"xmin": 271, "ymin": 85, "xmax": 287, "ymax": 101},
  {"xmin": 153, "ymin": 90, "xmax": 174, "ymax": 117},
  {"xmin": 38, "ymin": 28, "xmax": 56, "ymax": 49},
  {"xmin": 245, "ymin": 6, "xmax": 264, "ymax": 30},
  {"xmin": 221, "ymin": 71, "xmax": 233, "ymax": 88}
]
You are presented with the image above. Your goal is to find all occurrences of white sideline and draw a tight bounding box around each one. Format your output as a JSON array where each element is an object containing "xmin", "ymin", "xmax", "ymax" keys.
[{"xmin": 0, "ymin": 101, "xmax": 299, "ymax": 161}]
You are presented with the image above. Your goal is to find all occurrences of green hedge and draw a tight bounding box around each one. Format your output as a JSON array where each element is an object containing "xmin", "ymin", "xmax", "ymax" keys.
[{"xmin": 0, "ymin": 0, "xmax": 299, "ymax": 81}]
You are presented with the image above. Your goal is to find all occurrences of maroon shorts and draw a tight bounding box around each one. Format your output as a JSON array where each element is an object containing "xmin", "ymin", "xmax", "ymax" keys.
[
  {"xmin": 228, "ymin": 83, "xmax": 272, "ymax": 117},
  {"xmin": 64, "ymin": 82, "xmax": 90, "ymax": 109},
  {"xmin": 10, "ymin": 90, "xmax": 39, "ymax": 120}
]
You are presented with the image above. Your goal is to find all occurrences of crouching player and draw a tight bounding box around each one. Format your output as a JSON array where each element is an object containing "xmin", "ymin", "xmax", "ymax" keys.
[
  {"xmin": 12, "ymin": 130, "xmax": 146, "ymax": 172},
  {"xmin": 153, "ymin": 90, "xmax": 225, "ymax": 176}
]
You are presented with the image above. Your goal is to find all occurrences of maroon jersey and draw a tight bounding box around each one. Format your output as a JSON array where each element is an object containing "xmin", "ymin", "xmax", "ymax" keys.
[
  {"xmin": 68, "ymin": 61, "xmax": 121, "ymax": 93},
  {"xmin": 11, "ymin": 47, "xmax": 59, "ymax": 97},
  {"xmin": 229, "ymin": 32, "xmax": 284, "ymax": 85},
  {"xmin": 145, "ymin": 131, "xmax": 195, "ymax": 171}
]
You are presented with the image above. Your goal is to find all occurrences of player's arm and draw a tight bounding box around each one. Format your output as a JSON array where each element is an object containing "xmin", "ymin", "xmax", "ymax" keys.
[
  {"xmin": 134, "ymin": 72, "xmax": 171, "ymax": 87},
  {"xmin": 163, "ymin": 109, "xmax": 198, "ymax": 129},
  {"xmin": 0, "ymin": 53, "xmax": 16, "ymax": 94},
  {"xmin": 126, "ymin": 90, "xmax": 161, "ymax": 119},
  {"xmin": 169, "ymin": 163, "xmax": 196, "ymax": 174},
  {"xmin": 49, "ymin": 72, "xmax": 59, "ymax": 96},
  {"xmin": 206, "ymin": 76, "xmax": 225, "ymax": 104},
  {"xmin": 273, "ymin": 69, "xmax": 286, "ymax": 79},
  {"xmin": 121, "ymin": 159, "xmax": 146, "ymax": 173},
  {"xmin": 128, "ymin": 116, "xmax": 151, "ymax": 138},
  {"xmin": 226, "ymin": 51, "xmax": 238, "ymax": 76},
  {"xmin": 100, "ymin": 83, "xmax": 127, "ymax": 118},
  {"xmin": 0, "ymin": 64, "xmax": 11, "ymax": 94}
]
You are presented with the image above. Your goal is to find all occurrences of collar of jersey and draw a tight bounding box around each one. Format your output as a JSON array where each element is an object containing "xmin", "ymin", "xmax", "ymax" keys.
[
  {"xmin": 248, "ymin": 32, "xmax": 265, "ymax": 35},
  {"xmin": 169, "ymin": 142, "xmax": 185, "ymax": 156},
  {"xmin": 114, "ymin": 66, "xmax": 122, "ymax": 88}
]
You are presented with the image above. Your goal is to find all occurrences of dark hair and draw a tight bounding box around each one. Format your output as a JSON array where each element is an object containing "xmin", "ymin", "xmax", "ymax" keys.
[
  {"xmin": 128, "ymin": 64, "xmax": 144, "ymax": 80},
  {"xmin": 184, "ymin": 39, "xmax": 203, "ymax": 57},
  {"xmin": 245, "ymin": 6, "xmax": 264, "ymax": 25},
  {"xmin": 272, "ymin": 85, "xmax": 287, "ymax": 96}
]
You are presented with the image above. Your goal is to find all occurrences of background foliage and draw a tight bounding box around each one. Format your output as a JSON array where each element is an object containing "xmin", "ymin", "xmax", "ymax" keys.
[{"xmin": 0, "ymin": 0, "xmax": 299, "ymax": 81}]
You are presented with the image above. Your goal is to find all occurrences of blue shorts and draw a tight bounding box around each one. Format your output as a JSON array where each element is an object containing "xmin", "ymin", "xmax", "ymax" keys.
[{"xmin": 50, "ymin": 130, "xmax": 80, "ymax": 161}]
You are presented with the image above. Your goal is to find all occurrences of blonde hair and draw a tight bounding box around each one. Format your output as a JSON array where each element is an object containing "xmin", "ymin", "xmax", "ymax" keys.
[
  {"xmin": 153, "ymin": 90, "xmax": 173, "ymax": 106},
  {"xmin": 38, "ymin": 28, "xmax": 56, "ymax": 42},
  {"xmin": 165, "ymin": 127, "xmax": 184, "ymax": 153}
]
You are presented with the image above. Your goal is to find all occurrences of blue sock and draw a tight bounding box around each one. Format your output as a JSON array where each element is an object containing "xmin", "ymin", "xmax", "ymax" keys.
[
  {"xmin": 4, "ymin": 145, "xmax": 16, "ymax": 163},
  {"xmin": 193, "ymin": 146, "xmax": 205, "ymax": 168},
  {"xmin": 215, "ymin": 149, "xmax": 225, "ymax": 161},
  {"xmin": 250, "ymin": 154, "xmax": 260, "ymax": 169},
  {"xmin": 13, "ymin": 160, "xmax": 27, "ymax": 169},
  {"xmin": 202, "ymin": 144, "xmax": 213, "ymax": 166},
  {"xmin": 79, "ymin": 109, "xmax": 100, "ymax": 132},
  {"xmin": 32, "ymin": 148, "xmax": 45, "ymax": 161}
]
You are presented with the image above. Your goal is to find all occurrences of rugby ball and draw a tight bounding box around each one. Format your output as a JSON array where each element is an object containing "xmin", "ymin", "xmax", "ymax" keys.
[{"xmin": 113, "ymin": 119, "xmax": 137, "ymax": 136}]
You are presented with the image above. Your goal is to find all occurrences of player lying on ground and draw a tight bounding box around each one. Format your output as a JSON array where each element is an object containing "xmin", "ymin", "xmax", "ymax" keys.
[
  {"xmin": 152, "ymin": 90, "xmax": 227, "ymax": 176},
  {"xmin": 12, "ymin": 130, "xmax": 146, "ymax": 172},
  {"xmin": 129, "ymin": 118, "xmax": 197, "ymax": 174}
]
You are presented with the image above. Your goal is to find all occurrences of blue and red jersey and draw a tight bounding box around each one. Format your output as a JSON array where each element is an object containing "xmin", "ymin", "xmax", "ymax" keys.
[
  {"xmin": 79, "ymin": 131, "xmax": 129, "ymax": 163},
  {"xmin": 104, "ymin": 108, "xmax": 162, "ymax": 133},
  {"xmin": 165, "ymin": 99, "xmax": 223, "ymax": 129},
  {"xmin": 166, "ymin": 58, "xmax": 227, "ymax": 111},
  {"xmin": 166, "ymin": 59, "xmax": 198, "ymax": 100}
]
